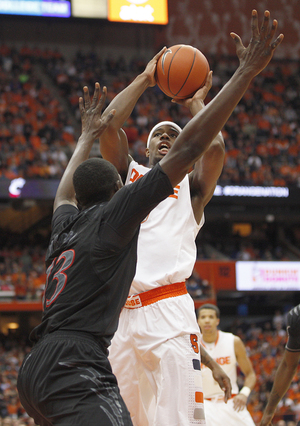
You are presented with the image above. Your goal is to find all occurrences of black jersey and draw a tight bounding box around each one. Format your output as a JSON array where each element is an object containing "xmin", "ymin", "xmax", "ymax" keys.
[
  {"xmin": 30, "ymin": 164, "xmax": 173, "ymax": 348},
  {"xmin": 286, "ymin": 304, "xmax": 300, "ymax": 352}
]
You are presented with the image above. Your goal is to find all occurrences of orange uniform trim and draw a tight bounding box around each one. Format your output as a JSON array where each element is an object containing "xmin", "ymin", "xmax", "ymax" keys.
[
  {"xmin": 205, "ymin": 394, "xmax": 237, "ymax": 402},
  {"xmin": 124, "ymin": 282, "xmax": 187, "ymax": 309},
  {"xmin": 195, "ymin": 392, "xmax": 204, "ymax": 403}
]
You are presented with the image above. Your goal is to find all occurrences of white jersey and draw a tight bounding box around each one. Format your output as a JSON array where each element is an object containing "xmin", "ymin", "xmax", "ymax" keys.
[
  {"xmin": 201, "ymin": 331, "xmax": 239, "ymax": 397},
  {"xmin": 126, "ymin": 160, "xmax": 204, "ymax": 295}
]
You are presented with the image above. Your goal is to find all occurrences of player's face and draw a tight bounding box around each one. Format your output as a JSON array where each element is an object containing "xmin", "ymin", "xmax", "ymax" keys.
[
  {"xmin": 197, "ymin": 309, "xmax": 220, "ymax": 333},
  {"xmin": 146, "ymin": 125, "xmax": 180, "ymax": 167}
]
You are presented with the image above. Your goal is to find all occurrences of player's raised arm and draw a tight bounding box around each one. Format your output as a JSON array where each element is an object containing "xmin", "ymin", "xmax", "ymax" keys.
[
  {"xmin": 172, "ymin": 71, "xmax": 225, "ymax": 224},
  {"xmin": 53, "ymin": 84, "xmax": 115, "ymax": 212},
  {"xmin": 99, "ymin": 48, "xmax": 166, "ymax": 179},
  {"xmin": 160, "ymin": 9, "xmax": 283, "ymax": 188}
]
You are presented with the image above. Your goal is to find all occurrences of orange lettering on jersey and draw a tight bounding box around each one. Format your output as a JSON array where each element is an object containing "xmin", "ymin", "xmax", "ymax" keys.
[
  {"xmin": 216, "ymin": 356, "xmax": 230, "ymax": 365},
  {"xmin": 169, "ymin": 185, "xmax": 180, "ymax": 199},
  {"xmin": 190, "ymin": 334, "xmax": 199, "ymax": 354},
  {"xmin": 130, "ymin": 168, "xmax": 144, "ymax": 183}
]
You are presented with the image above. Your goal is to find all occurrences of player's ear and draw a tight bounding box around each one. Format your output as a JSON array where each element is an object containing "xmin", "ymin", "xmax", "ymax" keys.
[
  {"xmin": 217, "ymin": 318, "xmax": 220, "ymax": 327},
  {"xmin": 145, "ymin": 148, "xmax": 150, "ymax": 157}
]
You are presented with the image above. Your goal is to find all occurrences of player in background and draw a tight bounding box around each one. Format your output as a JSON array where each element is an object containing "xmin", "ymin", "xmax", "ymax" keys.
[
  {"xmin": 260, "ymin": 305, "xmax": 300, "ymax": 426},
  {"xmin": 98, "ymin": 10, "xmax": 283, "ymax": 426},
  {"xmin": 198, "ymin": 304, "xmax": 256, "ymax": 426}
]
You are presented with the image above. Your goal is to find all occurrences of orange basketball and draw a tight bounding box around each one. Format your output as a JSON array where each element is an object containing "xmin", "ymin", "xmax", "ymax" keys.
[{"xmin": 155, "ymin": 44, "xmax": 209, "ymax": 100}]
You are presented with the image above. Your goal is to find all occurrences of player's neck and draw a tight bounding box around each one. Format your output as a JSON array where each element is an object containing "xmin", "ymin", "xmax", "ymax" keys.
[{"xmin": 202, "ymin": 330, "xmax": 218, "ymax": 344}]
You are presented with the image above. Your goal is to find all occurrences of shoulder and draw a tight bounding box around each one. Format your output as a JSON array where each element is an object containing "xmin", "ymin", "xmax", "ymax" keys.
[
  {"xmin": 287, "ymin": 305, "xmax": 300, "ymax": 330},
  {"xmin": 233, "ymin": 335, "xmax": 247, "ymax": 354},
  {"xmin": 52, "ymin": 204, "xmax": 79, "ymax": 229},
  {"xmin": 286, "ymin": 305, "xmax": 300, "ymax": 351}
]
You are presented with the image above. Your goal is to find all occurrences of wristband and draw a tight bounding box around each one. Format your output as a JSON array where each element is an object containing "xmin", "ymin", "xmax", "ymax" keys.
[{"xmin": 239, "ymin": 386, "xmax": 251, "ymax": 397}]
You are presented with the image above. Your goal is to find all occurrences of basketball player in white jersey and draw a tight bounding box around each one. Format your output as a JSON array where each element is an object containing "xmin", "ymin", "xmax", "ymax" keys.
[
  {"xmin": 99, "ymin": 10, "xmax": 283, "ymax": 425},
  {"xmin": 198, "ymin": 304, "xmax": 256, "ymax": 426}
]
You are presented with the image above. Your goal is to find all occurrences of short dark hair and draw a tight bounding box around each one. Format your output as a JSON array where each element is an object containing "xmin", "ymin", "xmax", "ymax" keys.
[
  {"xmin": 197, "ymin": 303, "xmax": 220, "ymax": 319},
  {"xmin": 73, "ymin": 158, "xmax": 119, "ymax": 207}
]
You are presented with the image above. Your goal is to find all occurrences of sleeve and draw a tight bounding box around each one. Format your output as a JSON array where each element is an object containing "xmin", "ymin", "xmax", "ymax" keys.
[
  {"xmin": 286, "ymin": 304, "xmax": 300, "ymax": 352},
  {"xmin": 101, "ymin": 163, "xmax": 173, "ymax": 248},
  {"xmin": 51, "ymin": 204, "xmax": 79, "ymax": 235}
]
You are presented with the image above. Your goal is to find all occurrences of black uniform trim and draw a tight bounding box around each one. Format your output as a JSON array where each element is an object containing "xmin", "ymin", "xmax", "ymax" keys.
[{"xmin": 286, "ymin": 304, "xmax": 300, "ymax": 352}]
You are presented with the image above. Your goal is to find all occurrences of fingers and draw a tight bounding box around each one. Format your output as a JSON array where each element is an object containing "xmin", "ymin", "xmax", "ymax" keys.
[
  {"xmin": 79, "ymin": 96, "xmax": 84, "ymax": 117},
  {"xmin": 95, "ymin": 85, "xmax": 107, "ymax": 113},
  {"xmin": 105, "ymin": 109, "xmax": 116, "ymax": 124},
  {"xmin": 251, "ymin": 9, "xmax": 259, "ymax": 38},
  {"xmin": 271, "ymin": 33, "xmax": 284, "ymax": 49},
  {"xmin": 91, "ymin": 82, "xmax": 101, "ymax": 109},
  {"xmin": 230, "ymin": 33, "xmax": 245, "ymax": 57},
  {"xmin": 83, "ymin": 85, "xmax": 91, "ymax": 109},
  {"xmin": 260, "ymin": 10, "xmax": 270, "ymax": 41},
  {"xmin": 154, "ymin": 46, "xmax": 167, "ymax": 61},
  {"xmin": 203, "ymin": 70, "xmax": 213, "ymax": 90},
  {"xmin": 223, "ymin": 378, "xmax": 232, "ymax": 403}
]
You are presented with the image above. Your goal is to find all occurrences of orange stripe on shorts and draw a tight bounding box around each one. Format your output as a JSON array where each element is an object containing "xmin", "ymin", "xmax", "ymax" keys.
[{"xmin": 195, "ymin": 392, "xmax": 203, "ymax": 403}]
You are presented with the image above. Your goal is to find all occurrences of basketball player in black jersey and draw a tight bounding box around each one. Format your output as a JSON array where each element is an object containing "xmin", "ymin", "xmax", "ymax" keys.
[
  {"xmin": 260, "ymin": 305, "xmax": 300, "ymax": 426},
  {"xmin": 17, "ymin": 12, "xmax": 283, "ymax": 425}
]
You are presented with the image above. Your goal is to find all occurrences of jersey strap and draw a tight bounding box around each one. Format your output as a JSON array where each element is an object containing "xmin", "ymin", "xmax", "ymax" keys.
[{"xmin": 124, "ymin": 282, "xmax": 187, "ymax": 309}]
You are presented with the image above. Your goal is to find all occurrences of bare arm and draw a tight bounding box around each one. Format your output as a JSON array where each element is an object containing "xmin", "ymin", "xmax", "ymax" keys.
[
  {"xmin": 233, "ymin": 336, "xmax": 256, "ymax": 412},
  {"xmin": 174, "ymin": 72, "xmax": 225, "ymax": 223},
  {"xmin": 200, "ymin": 345, "xmax": 232, "ymax": 402},
  {"xmin": 53, "ymin": 84, "xmax": 115, "ymax": 212},
  {"xmin": 260, "ymin": 350, "xmax": 300, "ymax": 426},
  {"xmin": 160, "ymin": 10, "xmax": 283, "ymax": 188},
  {"xmin": 99, "ymin": 48, "xmax": 166, "ymax": 178}
]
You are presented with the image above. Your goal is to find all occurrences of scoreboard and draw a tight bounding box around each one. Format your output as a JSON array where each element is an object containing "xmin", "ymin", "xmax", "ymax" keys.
[{"xmin": 0, "ymin": 0, "xmax": 168, "ymax": 23}]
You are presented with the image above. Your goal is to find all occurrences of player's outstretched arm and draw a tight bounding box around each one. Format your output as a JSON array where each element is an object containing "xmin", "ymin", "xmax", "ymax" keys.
[
  {"xmin": 160, "ymin": 9, "xmax": 283, "ymax": 189},
  {"xmin": 260, "ymin": 349, "xmax": 300, "ymax": 426},
  {"xmin": 172, "ymin": 71, "xmax": 225, "ymax": 223},
  {"xmin": 53, "ymin": 83, "xmax": 115, "ymax": 212},
  {"xmin": 99, "ymin": 48, "xmax": 166, "ymax": 178},
  {"xmin": 200, "ymin": 345, "xmax": 232, "ymax": 402}
]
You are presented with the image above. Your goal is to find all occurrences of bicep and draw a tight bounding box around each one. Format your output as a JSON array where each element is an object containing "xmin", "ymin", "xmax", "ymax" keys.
[
  {"xmin": 99, "ymin": 128, "xmax": 129, "ymax": 179},
  {"xmin": 190, "ymin": 137, "xmax": 225, "ymax": 206},
  {"xmin": 234, "ymin": 337, "xmax": 254, "ymax": 376}
]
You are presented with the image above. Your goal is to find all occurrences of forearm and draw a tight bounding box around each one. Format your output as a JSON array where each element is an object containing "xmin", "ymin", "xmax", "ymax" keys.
[
  {"xmin": 264, "ymin": 353, "xmax": 298, "ymax": 417},
  {"xmin": 200, "ymin": 345, "xmax": 217, "ymax": 369},
  {"xmin": 184, "ymin": 67, "xmax": 253, "ymax": 154},
  {"xmin": 102, "ymin": 73, "xmax": 150, "ymax": 128},
  {"xmin": 242, "ymin": 371, "xmax": 256, "ymax": 391},
  {"xmin": 54, "ymin": 134, "xmax": 95, "ymax": 211}
]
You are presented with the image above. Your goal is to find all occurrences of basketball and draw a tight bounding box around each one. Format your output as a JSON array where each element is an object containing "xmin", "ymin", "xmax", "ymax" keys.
[{"xmin": 155, "ymin": 44, "xmax": 210, "ymax": 100}]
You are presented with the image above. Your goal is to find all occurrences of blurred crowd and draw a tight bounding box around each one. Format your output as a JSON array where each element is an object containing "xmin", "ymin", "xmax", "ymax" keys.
[
  {"xmin": 0, "ymin": 44, "xmax": 300, "ymax": 187},
  {"xmin": 0, "ymin": 245, "xmax": 46, "ymax": 302}
]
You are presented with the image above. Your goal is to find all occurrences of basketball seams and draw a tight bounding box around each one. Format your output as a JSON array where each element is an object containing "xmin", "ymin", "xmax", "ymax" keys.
[
  {"xmin": 156, "ymin": 44, "xmax": 209, "ymax": 100},
  {"xmin": 172, "ymin": 48, "xmax": 197, "ymax": 98},
  {"xmin": 167, "ymin": 45, "xmax": 183, "ymax": 97}
]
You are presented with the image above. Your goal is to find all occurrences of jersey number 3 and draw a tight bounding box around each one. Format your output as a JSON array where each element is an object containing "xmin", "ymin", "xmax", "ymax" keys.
[{"xmin": 44, "ymin": 249, "xmax": 75, "ymax": 309}]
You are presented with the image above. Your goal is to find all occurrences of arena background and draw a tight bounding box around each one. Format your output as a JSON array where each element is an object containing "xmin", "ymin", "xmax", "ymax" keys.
[{"xmin": 0, "ymin": 0, "xmax": 300, "ymax": 424}]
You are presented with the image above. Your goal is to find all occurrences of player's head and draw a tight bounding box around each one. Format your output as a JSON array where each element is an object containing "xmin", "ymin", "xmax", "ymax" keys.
[
  {"xmin": 197, "ymin": 304, "xmax": 220, "ymax": 333},
  {"xmin": 73, "ymin": 158, "xmax": 122, "ymax": 208},
  {"xmin": 146, "ymin": 121, "xmax": 182, "ymax": 167}
]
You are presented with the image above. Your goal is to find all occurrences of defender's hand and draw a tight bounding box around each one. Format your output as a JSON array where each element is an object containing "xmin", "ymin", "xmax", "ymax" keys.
[
  {"xmin": 230, "ymin": 10, "xmax": 284, "ymax": 79},
  {"xmin": 79, "ymin": 83, "xmax": 115, "ymax": 140}
]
